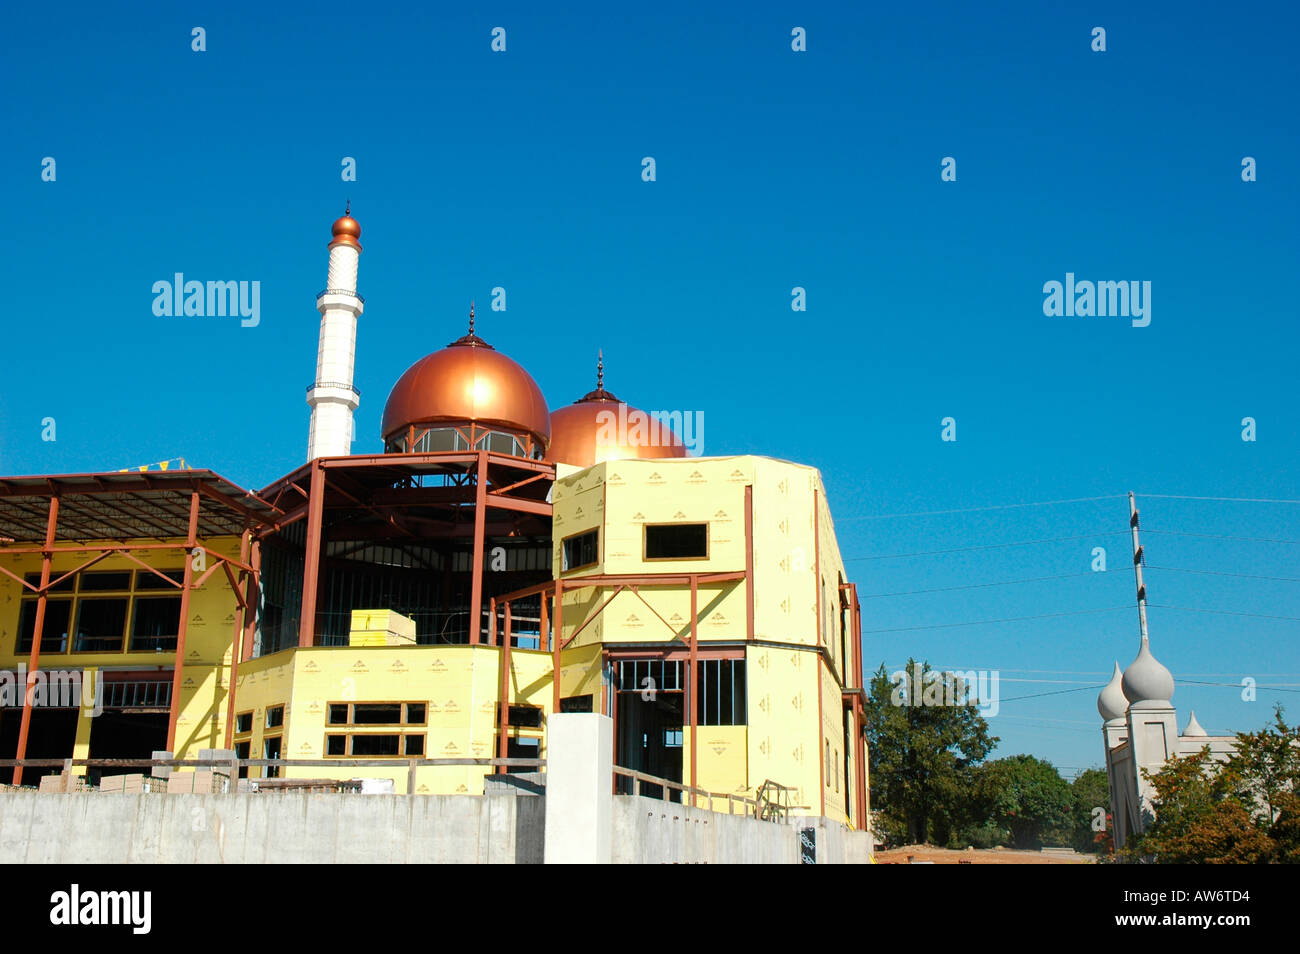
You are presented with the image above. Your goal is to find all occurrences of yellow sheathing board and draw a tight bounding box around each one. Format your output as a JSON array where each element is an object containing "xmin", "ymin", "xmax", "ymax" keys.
[
  {"xmin": 820, "ymin": 660, "xmax": 849, "ymax": 824},
  {"xmin": 746, "ymin": 643, "xmax": 820, "ymax": 814},
  {"xmin": 685, "ymin": 725, "xmax": 749, "ymax": 797},
  {"xmin": 752, "ymin": 458, "xmax": 818, "ymax": 647}
]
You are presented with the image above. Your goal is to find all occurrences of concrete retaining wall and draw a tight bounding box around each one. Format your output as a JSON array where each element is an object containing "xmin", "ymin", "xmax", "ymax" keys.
[{"xmin": 0, "ymin": 792, "xmax": 545, "ymax": 864}]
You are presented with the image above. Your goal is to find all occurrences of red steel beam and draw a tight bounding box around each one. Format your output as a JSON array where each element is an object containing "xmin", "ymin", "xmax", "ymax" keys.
[
  {"xmin": 165, "ymin": 491, "xmax": 202, "ymax": 753},
  {"xmin": 13, "ymin": 495, "xmax": 59, "ymax": 785},
  {"xmin": 240, "ymin": 540, "xmax": 261, "ymax": 663},
  {"xmin": 551, "ymin": 580, "xmax": 564, "ymax": 712},
  {"xmin": 468, "ymin": 452, "xmax": 487, "ymax": 645},
  {"xmin": 297, "ymin": 462, "xmax": 326, "ymax": 648}
]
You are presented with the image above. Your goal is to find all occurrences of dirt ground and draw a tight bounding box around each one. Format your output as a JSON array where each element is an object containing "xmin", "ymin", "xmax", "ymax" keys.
[{"xmin": 875, "ymin": 844, "xmax": 1096, "ymax": 864}]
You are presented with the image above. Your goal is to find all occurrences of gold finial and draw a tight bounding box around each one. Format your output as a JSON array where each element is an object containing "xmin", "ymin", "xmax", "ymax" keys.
[
  {"xmin": 597, "ymin": 349, "xmax": 604, "ymax": 390},
  {"xmin": 469, "ymin": 301, "xmax": 475, "ymax": 336}
]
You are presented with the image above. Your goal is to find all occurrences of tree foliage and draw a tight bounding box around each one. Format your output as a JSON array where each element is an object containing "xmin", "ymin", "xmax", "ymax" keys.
[
  {"xmin": 1123, "ymin": 706, "xmax": 1300, "ymax": 863},
  {"xmin": 974, "ymin": 754, "xmax": 1073, "ymax": 849},
  {"xmin": 865, "ymin": 659, "xmax": 997, "ymax": 845}
]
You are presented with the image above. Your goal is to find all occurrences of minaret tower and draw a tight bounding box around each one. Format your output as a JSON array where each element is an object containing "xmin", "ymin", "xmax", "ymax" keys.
[{"xmin": 306, "ymin": 204, "xmax": 365, "ymax": 460}]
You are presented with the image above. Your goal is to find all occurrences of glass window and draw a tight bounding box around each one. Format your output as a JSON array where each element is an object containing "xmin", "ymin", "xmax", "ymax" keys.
[
  {"xmin": 235, "ymin": 712, "xmax": 253, "ymax": 734},
  {"xmin": 79, "ymin": 572, "xmax": 132, "ymax": 592},
  {"xmin": 405, "ymin": 703, "xmax": 426, "ymax": 724},
  {"xmin": 266, "ymin": 706, "xmax": 285, "ymax": 728},
  {"xmin": 130, "ymin": 596, "xmax": 181, "ymax": 651},
  {"xmin": 350, "ymin": 734, "xmax": 401, "ymax": 756},
  {"xmin": 327, "ymin": 704, "xmax": 349, "ymax": 725},
  {"xmin": 264, "ymin": 736, "xmax": 282, "ymax": 778},
  {"xmin": 325, "ymin": 735, "xmax": 347, "ymax": 756},
  {"xmin": 134, "ymin": 570, "xmax": 184, "ymax": 590},
  {"xmin": 352, "ymin": 703, "xmax": 403, "ymax": 725},
  {"xmin": 17, "ymin": 599, "xmax": 72, "ymax": 653},
  {"xmin": 24, "ymin": 572, "xmax": 74, "ymax": 593},
  {"xmin": 645, "ymin": 524, "xmax": 708, "ymax": 560},
  {"xmin": 562, "ymin": 530, "xmax": 598, "ymax": 571},
  {"xmin": 72, "ymin": 598, "xmax": 128, "ymax": 652},
  {"xmin": 403, "ymin": 735, "xmax": 424, "ymax": 756}
]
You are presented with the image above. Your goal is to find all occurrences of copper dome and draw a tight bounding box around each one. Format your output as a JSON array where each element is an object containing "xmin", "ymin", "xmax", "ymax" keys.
[
  {"xmin": 330, "ymin": 202, "xmax": 361, "ymax": 249},
  {"xmin": 381, "ymin": 315, "xmax": 550, "ymax": 447},
  {"xmin": 544, "ymin": 354, "xmax": 688, "ymax": 468}
]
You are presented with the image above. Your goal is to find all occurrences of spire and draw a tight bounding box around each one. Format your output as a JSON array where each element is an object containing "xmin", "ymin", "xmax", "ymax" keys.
[
  {"xmin": 469, "ymin": 301, "xmax": 475, "ymax": 336},
  {"xmin": 597, "ymin": 349, "xmax": 604, "ymax": 390},
  {"xmin": 344, "ymin": 198, "xmax": 351, "ymax": 216},
  {"xmin": 448, "ymin": 300, "xmax": 493, "ymax": 349},
  {"xmin": 1183, "ymin": 710, "xmax": 1208, "ymax": 738}
]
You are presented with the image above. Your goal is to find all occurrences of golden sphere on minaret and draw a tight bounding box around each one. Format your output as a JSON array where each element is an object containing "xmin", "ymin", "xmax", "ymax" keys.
[{"xmin": 330, "ymin": 201, "xmax": 362, "ymax": 249}]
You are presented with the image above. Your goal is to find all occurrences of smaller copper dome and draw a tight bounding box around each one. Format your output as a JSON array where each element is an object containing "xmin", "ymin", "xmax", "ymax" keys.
[
  {"xmin": 545, "ymin": 352, "xmax": 689, "ymax": 468},
  {"xmin": 330, "ymin": 202, "xmax": 361, "ymax": 249}
]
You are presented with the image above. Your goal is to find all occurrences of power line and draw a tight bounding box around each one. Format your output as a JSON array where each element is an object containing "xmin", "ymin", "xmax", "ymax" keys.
[
  {"xmin": 1143, "ymin": 529, "xmax": 1300, "ymax": 546},
  {"xmin": 861, "ymin": 606, "xmax": 1131, "ymax": 635},
  {"xmin": 1145, "ymin": 565, "xmax": 1300, "ymax": 584},
  {"xmin": 842, "ymin": 494, "xmax": 1125, "ymax": 521},
  {"xmin": 1179, "ymin": 679, "xmax": 1300, "ymax": 695},
  {"xmin": 848, "ymin": 530, "xmax": 1129, "ymax": 562},
  {"xmin": 858, "ymin": 571, "xmax": 1094, "ymax": 599},
  {"xmin": 1139, "ymin": 494, "xmax": 1300, "ymax": 505},
  {"xmin": 998, "ymin": 685, "xmax": 1106, "ymax": 703},
  {"xmin": 1149, "ymin": 604, "xmax": 1300, "ymax": 623}
]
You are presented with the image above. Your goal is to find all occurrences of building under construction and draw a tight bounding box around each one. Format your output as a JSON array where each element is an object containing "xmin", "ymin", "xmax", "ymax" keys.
[{"xmin": 0, "ymin": 209, "xmax": 869, "ymax": 829}]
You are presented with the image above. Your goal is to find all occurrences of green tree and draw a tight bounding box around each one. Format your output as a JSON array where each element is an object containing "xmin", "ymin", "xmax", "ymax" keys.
[
  {"xmin": 975, "ymin": 754, "xmax": 1073, "ymax": 850},
  {"xmin": 865, "ymin": 659, "xmax": 997, "ymax": 845},
  {"xmin": 1070, "ymin": 768, "xmax": 1111, "ymax": 853}
]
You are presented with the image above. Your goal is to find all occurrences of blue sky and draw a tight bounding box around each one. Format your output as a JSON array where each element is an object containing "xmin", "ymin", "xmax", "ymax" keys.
[{"xmin": 3, "ymin": 1, "xmax": 1298, "ymax": 775}]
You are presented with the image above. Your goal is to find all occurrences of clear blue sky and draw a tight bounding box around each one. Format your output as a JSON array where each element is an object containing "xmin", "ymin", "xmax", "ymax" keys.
[{"xmin": 3, "ymin": 1, "xmax": 1298, "ymax": 775}]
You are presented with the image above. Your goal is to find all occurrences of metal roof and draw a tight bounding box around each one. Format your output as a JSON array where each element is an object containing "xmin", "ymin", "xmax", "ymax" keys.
[{"xmin": 0, "ymin": 470, "xmax": 281, "ymax": 543}]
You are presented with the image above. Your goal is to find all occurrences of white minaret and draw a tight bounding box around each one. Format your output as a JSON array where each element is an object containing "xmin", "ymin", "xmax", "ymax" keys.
[{"xmin": 306, "ymin": 204, "xmax": 365, "ymax": 459}]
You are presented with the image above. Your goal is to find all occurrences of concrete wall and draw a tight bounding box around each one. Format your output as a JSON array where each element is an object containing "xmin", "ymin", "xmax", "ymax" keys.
[
  {"xmin": 0, "ymin": 792, "xmax": 545, "ymax": 864},
  {"xmin": 611, "ymin": 795, "xmax": 873, "ymax": 864}
]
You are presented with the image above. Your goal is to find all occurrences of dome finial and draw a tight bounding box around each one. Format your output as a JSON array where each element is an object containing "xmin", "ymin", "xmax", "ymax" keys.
[
  {"xmin": 597, "ymin": 349, "xmax": 604, "ymax": 390},
  {"xmin": 344, "ymin": 198, "xmax": 350, "ymax": 216},
  {"xmin": 469, "ymin": 301, "xmax": 475, "ymax": 336}
]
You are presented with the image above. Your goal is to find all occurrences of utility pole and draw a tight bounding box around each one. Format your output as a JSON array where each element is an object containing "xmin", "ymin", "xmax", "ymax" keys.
[{"xmin": 1128, "ymin": 491, "xmax": 1149, "ymax": 640}]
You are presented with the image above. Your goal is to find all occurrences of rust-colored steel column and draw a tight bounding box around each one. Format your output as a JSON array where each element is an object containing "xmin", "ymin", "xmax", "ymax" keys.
[
  {"xmin": 165, "ymin": 491, "xmax": 202, "ymax": 752},
  {"xmin": 469, "ymin": 451, "xmax": 487, "ymax": 645},
  {"xmin": 224, "ymin": 531, "xmax": 251, "ymax": 749},
  {"xmin": 13, "ymin": 495, "xmax": 59, "ymax": 785},
  {"xmin": 744, "ymin": 485, "xmax": 755, "ymax": 640},
  {"xmin": 688, "ymin": 574, "xmax": 698, "ymax": 805},
  {"xmin": 298, "ymin": 462, "xmax": 326, "ymax": 647},
  {"xmin": 240, "ymin": 539, "xmax": 261, "ymax": 662},
  {"xmin": 497, "ymin": 601, "xmax": 513, "ymax": 763},
  {"xmin": 540, "ymin": 592, "xmax": 548, "ymax": 652},
  {"xmin": 551, "ymin": 580, "xmax": 563, "ymax": 712},
  {"xmin": 856, "ymin": 697, "xmax": 868, "ymax": 828}
]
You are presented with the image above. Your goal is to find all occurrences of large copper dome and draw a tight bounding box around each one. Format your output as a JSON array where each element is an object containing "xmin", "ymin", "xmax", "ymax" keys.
[
  {"xmin": 381, "ymin": 317, "xmax": 550, "ymax": 447},
  {"xmin": 545, "ymin": 355, "xmax": 688, "ymax": 468}
]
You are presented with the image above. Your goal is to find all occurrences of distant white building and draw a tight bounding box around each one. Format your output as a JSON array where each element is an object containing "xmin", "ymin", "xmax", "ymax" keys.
[{"xmin": 1097, "ymin": 635, "xmax": 1237, "ymax": 848}]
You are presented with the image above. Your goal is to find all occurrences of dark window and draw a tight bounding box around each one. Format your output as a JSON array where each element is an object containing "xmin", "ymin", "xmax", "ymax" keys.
[
  {"xmin": 72, "ymin": 597, "xmax": 128, "ymax": 652},
  {"xmin": 17, "ymin": 599, "xmax": 72, "ymax": 653},
  {"xmin": 497, "ymin": 703, "xmax": 544, "ymax": 728},
  {"xmin": 326, "ymin": 735, "xmax": 347, "ymax": 756},
  {"xmin": 562, "ymin": 530, "xmax": 598, "ymax": 571},
  {"xmin": 645, "ymin": 523, "xmax": 708, "ymax": 560},
  {"xmin": 24, "ymin": 573, "xmax": 74, "ymax": 593},
  {"xmin": 405, "ymin": 703, "xmax": 426, "ymax": 724},
  {"xmin": 235, "ymin": 712, "xmax": 253, "ymax": 734},
  {"xmin": 234, "ymin": 741, "xmax": 250, "ymax": 778},
  {"xmin": 130, "ymin": 596, "xmax": 181, "ymax": 651},
  {"xmin": 403, "ymin": 735, "xmax": 424, "ymax": 756},
  {"xmin": 79, "ymin": 572, "xmax": 132, "ymax": 592},
  {"xmin": 266, "ymin": 706, "xmax": 284, "ymax": 729},
  {"xmin": 350, "ymin": 734, "xmax": 401, "ymax": 756},
  {"xmin": 352, "ymin": 703, "xmax": 403, "ymax": 725},
  {"xmin": 134, "ymin": 570, "xmax": 184, "ymax": 590},
  {"xmin": 560, "ymin": 694, "xmax": 593, "ymax": 713},
  {"xmin": 695, "ymin": 659, "xmax": 747, "ymax": 725},
  {"xmin": 264, "ymin": 736, "xmax": 282, "ymax": 778},
  {"xmin": 327, "ymin": 704, "xmax": 349, "ymax": 725}
]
